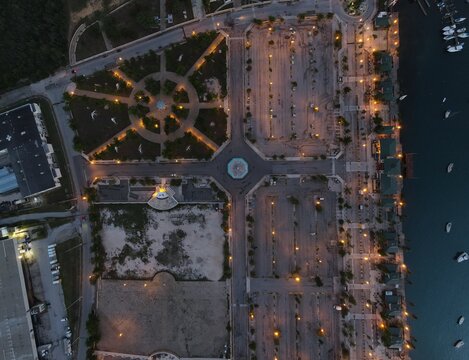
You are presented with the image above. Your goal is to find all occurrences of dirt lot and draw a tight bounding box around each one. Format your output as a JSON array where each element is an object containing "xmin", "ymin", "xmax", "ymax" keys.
[
  {"xmin": 100, "ymin": 204, "xmax": 225, "ymax": 280},
  {"xmin": 97, "ymin": 272, "xmax": 229, "ymax": 357}
]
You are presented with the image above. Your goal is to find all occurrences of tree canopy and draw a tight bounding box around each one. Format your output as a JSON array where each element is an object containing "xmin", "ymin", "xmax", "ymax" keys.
[{"xmin": 0, "ymin": 0, "xmax": 68, "ymax": 91}]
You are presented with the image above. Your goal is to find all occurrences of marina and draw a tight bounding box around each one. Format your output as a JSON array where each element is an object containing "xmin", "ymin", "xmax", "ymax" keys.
[{"xmin": 399, "ymin": 0, "xmax": 469, "ymax": 357}]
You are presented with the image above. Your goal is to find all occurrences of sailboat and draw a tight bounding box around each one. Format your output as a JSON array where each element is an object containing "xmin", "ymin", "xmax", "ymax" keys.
[
  {"xmin": 447, "ymin": 162, "xmax": 454, "ymax": 173},
  {"xmin": 446, "ymin": 222, "xmax": 452, "ymax": 233},
  {"xmin": 399, "ymin": 95, "xmax": 407, "ymax": 101},
  {"xmin": 443, "ymin": 97, "xmax": 447, "ymax": 103},
  {"xmin": 455, "ymin": 17, "xmax": 466, "ymax": 23},
  {"xmin": 443, "ymin": 25, "xmax": 457, "ymax": 31},
  {"xmin": 445, "ymin": 110, "xmax": 452, "ymax": 118}
]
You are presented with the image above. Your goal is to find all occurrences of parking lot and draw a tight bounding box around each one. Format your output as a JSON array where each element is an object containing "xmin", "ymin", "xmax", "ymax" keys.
[
  {"xmin": 27, "ymin": 223, "xmax": 80, "ymax": 360},
  {"xmin": 246, "ymin": 177, "xmax": 340, "ymax": 359},
  {"xmin": 245, "ymin": 19, "xmax": 337, "ymax": 157}
]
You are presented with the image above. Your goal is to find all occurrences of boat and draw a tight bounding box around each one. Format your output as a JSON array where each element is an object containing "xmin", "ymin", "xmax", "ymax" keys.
[
  {"xmin": 445, "ymin": 110, "xmax": 452, "ymax": 118},
  {"xmin": 458, "ymin": 316, "xmax": 465, "ymax": 325},
  {"xmin": 458, "ymin": 32, "xmax": 469, "ymax": 38},
  {"xmin": 455, "ymin": 17, "xmax": 466, "ymax": 23},
  {"xmin": 443, "ymin": 97, "xmax": 447, "ymax": 102},
  {"xmin": 444, "ymin": 30, "xmax": 455, "ymax": 35},
  {"xmin": 457, "ymin": 252, "xmax": 469, "ymax": 263},
  {"xmin": 457, "ymin": 27, "xmax": 467, "ymax": 33},
  {"xmin": 446, "ymin": 222, "xmax": 452, "ymax": 233},
  {"xmin": 447, "ymin": 163, "xmax": 454, "ymax": 173},
  {"xmin": 443, "ymin": 25, "xmax": 456, "ymax": 31},
  {"xmin": 444, "ymin": 34, "xmax": 456, "ymax": 40},
  {"xmin": 455, "ymin": 340, "xmax": 464, "ymax": 348},
  {"xmin": 448, "ymin": 45, "xmax": 464, "ymax": 52},
  {"xmin": 399, "ymin": 95, "xmax": 407, "ymax": 100}
]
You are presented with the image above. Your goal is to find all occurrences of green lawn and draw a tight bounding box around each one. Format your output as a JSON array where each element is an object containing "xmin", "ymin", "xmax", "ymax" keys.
[
  {"xmin": 74, "ymin": 70, "xmax": 133, "ymax": 96},
  {"xmin": 144, "ymin": 77, "xmax": 161, "ymax": 95},
  {"xmin": 119, "ymin": 50, "xmax": 161, "ymax": 82},
  {"xmin": 75, "ymin": 23, "xmax": 107, "ymax": 61},
  {"xmin": 164, "ymin": 116, "xmax": 180, "ymax": 134},
  {"xmin": 69, "ymin": 96, "xmax": 130, "ymax": 153},
  {"xmin": 173, "ymin": 89, "xmax": 189, "ymax": 103},
  {"xmin": 142, "ymin": 116, "xmax": 161, "ymax": 134},
  {"xmin": 56, "ymin": 237, "xmax": 82, "ymax": 342},
  {"xmin": 194, "ymin": 108, "xmax": 228, "ymax": 145},
  {"xmin": 103, "ymin": 0, "xmax": 161, "ymax": 47},
  {"xmin": 93, "ymin": 129, "xmax": 161, "ymax": 161},
  {"xmin": 189, "ymin": 39, "xmax": 227, "ymax": 101},
  {"xmin": 163, "ymin": 132, "xmax": 213, "ymax": 160},
  {"xmin": 165, "ymin": 31, "xmax": 218, "ymax": 76}
]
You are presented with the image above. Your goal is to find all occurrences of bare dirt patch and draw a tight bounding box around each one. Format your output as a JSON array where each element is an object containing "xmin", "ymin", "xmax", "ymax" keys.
[{"xmin": 100, "ymin": 204, "xmax": 225, "ymax": 280}]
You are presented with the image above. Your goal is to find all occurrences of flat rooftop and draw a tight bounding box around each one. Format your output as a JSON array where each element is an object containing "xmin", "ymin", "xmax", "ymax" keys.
[
  {"xmin": 0, "ymin": 104, "xmax": 57, "ymax": 197},
  {"xmin": 0, "ymin": 239, "xmax": 38, "ymax": 360}
]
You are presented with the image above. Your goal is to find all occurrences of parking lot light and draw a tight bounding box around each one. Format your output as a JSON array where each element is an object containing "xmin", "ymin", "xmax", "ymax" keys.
[
  {"xmin": 144, "ymin": 283, "xmax": 147, "ymax": 287},
  {"xmin": 274, "ymin": 330, "xmax": 280, "ymax": 338},
  {"xmin": 295, "ymin": 276, "xmax": 301, "ymax": 282},
  {"xmin": 295, "ymin": 246, "xmax": 299, "ymax": 251},
  {"xmin": 271, "ymin": 230, "xmax": 275, "ymax": 235},
  {"xmin": 119, "ymin": 333, "xmax": 123, "ymax": 337}
]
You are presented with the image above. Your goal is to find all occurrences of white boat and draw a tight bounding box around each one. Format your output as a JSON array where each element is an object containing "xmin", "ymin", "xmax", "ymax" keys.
[
  {"xmin": 458, "ymin": 32, "xmax": 469, "ymax": 38},
  {"xmin": 457, "ymin": 27, "xmax": 467, "ymax": 33},
  {"xmin": 457, "ymin": 252, "xmax": 469, "ymax": 263},
  {"xmin": 447, "ymin": 163, "xmax": 454, "ymax": 173},
  {"xmin": 444, "ymin": 34, "xmax": 456, "ymax": 40},
  {"xmin": 443, "ymin": 97, "xmax": 447, "ymax": 103},
  {"xmin": 445, "ymin": 110, "xmax": 452, "ymax": 118},
  {"xmin": 446, "ymin": 222, "xmax": 452, "ymax": 233},
  {"xmin": 399, "ymin": 95, "xmax": 407, "ymax": 100},
  {"xmin": 448, "ymin": 45, "xmax": 464, "ymax": 52},
  {"xmin": 455, "ymin": 17, "xmax": 466, "ymax": 23},
  {"xmin": 444, "ymin": 30, "xmax": 455, "ymax": 35},
  {"xmin": 455, "ymin": 340, "xmax": 464, "ymax": 348},
  {"xmin": 458, "ymin": 316, "xmax": 465, "ymax": 325},
  {"xmin": 443, "ymin": 25, "xmax": 456, "ymax": 31}
]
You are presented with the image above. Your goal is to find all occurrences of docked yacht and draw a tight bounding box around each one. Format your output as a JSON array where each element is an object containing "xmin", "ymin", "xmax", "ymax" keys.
[
  {"xmin": 458, "ymin": 32, "xmax": 469, "ymax": 38},
  {"xmin": 444, "ymin": 34, "xmax": 456, "ymax": 40},
  {"xmin": 445, "ymin": 110, "xmax": 452, "ymax": 118},
  {"xmin": 447, "ymin": 162, "xmax": 454, "ymax": 173},
  {"xmin": 399, "ymin": 95, "xmax": 407, "ymax": 100},
  {"xmin": 455, "ymin": 17, "xmax": 466, "ymax": 23},
  {"xmin": 457, "ymin": 252, "xmax": 469, "ymax": 263},
  {"xmin": 455, "ymin": 340, "xmax": 464, "ymax": 348},
  {"xmin": 446, "ymin": 222, "xmax": 452, "ymax": 233},
  {"xmin": 443, "ymin": 25, "xmax": 457, "ymax": 31},
  {"xmin": 448, "ymin": 45, "xmax": 464, "ymax": 52},
  {"xmin": 444, "ymin": 27, "xmax": 467, "ymax": 36},
  {"xmin": 458, "ymin": 316, "xmax": 465, "ymax": 325}
]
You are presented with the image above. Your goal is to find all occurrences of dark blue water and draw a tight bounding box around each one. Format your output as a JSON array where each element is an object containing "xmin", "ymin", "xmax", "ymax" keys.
[{"xmin": 399, "ymin": 0, "xmax": 469, "ymax": 358}]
